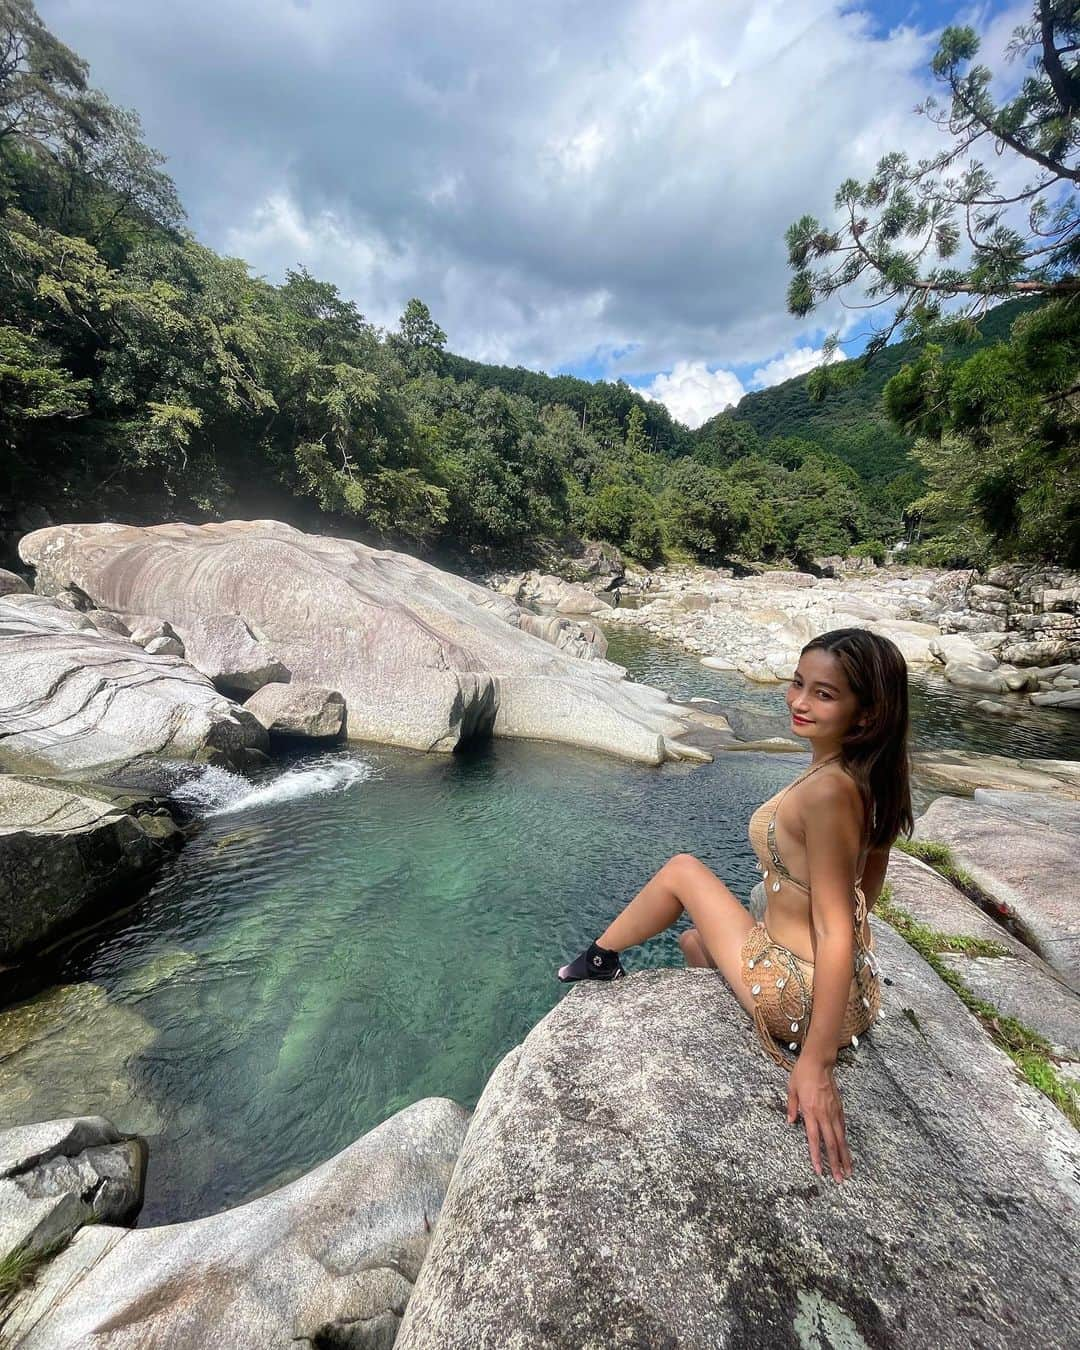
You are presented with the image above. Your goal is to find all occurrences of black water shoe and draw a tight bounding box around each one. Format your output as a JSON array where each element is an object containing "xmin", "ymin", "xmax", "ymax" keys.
[{"xmin": 557, "ymin": 941, "xmax": 625, "ymax": 982}]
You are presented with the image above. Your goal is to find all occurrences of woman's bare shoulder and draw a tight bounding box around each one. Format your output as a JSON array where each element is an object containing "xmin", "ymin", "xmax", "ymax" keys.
[{"xmin": 798, "ymin": 767, "xmax": 864, "ymax": 821}]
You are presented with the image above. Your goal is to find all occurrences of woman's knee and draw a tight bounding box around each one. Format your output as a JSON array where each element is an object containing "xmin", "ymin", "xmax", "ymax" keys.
[{"xmin": 665, "ymin": 852, "xmax": 703, "ymax": 886}]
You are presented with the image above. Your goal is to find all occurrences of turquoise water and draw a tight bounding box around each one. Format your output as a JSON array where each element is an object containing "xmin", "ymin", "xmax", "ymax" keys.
[{"xmin": 10, "ymin": 629, "xmax": 1080, "ymax": 1223}]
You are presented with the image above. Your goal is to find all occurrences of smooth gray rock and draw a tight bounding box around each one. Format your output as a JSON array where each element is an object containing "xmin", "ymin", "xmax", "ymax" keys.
[
  {"xmin": 20, "ymin": 521, "xmax": 701, "ymax": 765},
  {"xmin": 943, "ymin": 661, "xmax": 1010, "ymax": 694},
  {"xmin": 85, "ymin": 610, "xmax": 131, "ymax": 637},
  {"xmin": 938, "ymin": 954, "xmax": 1080, "ymax": 1056},
  {"xmin": 175, "ymin": 612, "xmax": 291, "ymax": 694},
  {"xmin": 972, "ymin": 790, "xmax": 1080, "ymax": 839},
  {"xmin": 0, "ymin": 1116, "xmax": 146, "ymax": 1261},
  {"xmin": 915, "ymin": 795, "xmax": 1080, "ymax": 986},
  {"xmin": 0, "ymin": 567, "xmax": 30, "ymax": 596},
  {"xmin": 6, "ymin": 1097, "xmax": 470, "ymax": 1350},
  {"xmin": 517, "ymin": 611, "xmax": 608, "ymax": 661},
  {"xmin": 0, "ymin": 776, "xmax": 182, "ymax": 961},
  {"xmin": 244, "ymin": 682, "xmax": 346, "ymax": 740},
  {"xmin": 1031, "ymin": 687, "xmax": 1080, "ymax": 710},
  {"xmin": 0, "ymin": 595, "xmax": 268, "ymax": 775},
  {"xmin": 886, "ymin": 850, "xmax": 1080, "ymax": 1054},
  {"xmin": 885, "ymin": 849, "xmax": 1017, "ymax": 947},
  {"xmin": 143, "ymin": 634, "xmax": 185, "ymax": 657},
  {"xmin": 723, "ymin": 706, "xmax": 800, "ymax": 747},
  {"xmin": 128, "ymin": 617, "xmax": 177, "ymax": 647},
  {"xmin": 911, "ymin": 749, "xmax": 1080, "ymax": 798},
  {"xmin": 397, "ymin": 937, "xmax": 1080, "ymax": 1349}
]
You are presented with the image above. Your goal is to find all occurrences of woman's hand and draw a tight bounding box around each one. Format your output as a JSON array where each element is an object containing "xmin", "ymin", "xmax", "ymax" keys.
[{"xmin": 787, "ymin": 1056, "xmax": 853, "ymax": 1182}]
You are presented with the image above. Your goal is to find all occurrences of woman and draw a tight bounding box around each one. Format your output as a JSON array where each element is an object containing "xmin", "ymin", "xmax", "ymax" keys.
[{"xmin": 557, "ymin": 628, "xmax": 913, "ymax": 1184}]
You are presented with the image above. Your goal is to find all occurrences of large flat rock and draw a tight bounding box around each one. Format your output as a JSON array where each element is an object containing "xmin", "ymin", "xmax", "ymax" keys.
[
  {"xmin": 884, "ymin": 850, "xmax": 1080, "ymax": 1054},
  {"xmin": 0, "ymin": 776, "xmax": 182, "ymax": 961},
  {"xmin": 911, "ymin": 749, "xmax": 1080, "ymax": 799},
  {"xmin": 938, "ymin": 954, "xmax": 1080, "ymax": 1056},
  {"xmin": 6, "ymin": 1097, "xmax": 470, "ymax": 1350},
  {"xmin": 397, "ymin": 929, "xmax": 1079, "ymax": 1349},
  {"xmin": 19, "ymin": 522, "xmax": 702, "ymax": 765},
  {"xmin": 0, "ymin": 594, "xmax": 268, "ymax": 775},
  {"xmin": 914, "ymin": 795, "xmax": 1080, "ymax": 987}
]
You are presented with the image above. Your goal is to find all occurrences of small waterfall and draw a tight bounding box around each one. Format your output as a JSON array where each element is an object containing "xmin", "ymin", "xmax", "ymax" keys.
[{"xmin": 171, "ymin": 758, "xmax": 373, "ymax": 816}]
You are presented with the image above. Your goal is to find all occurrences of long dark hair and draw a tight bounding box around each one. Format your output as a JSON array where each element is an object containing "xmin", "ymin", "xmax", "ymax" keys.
[{"xmin": 800, "ymin": 628, "xmax": 913, "ymax": 850}]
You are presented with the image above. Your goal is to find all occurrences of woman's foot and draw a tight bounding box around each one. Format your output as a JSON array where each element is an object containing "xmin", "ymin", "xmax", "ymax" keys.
[{"xmin": 557, "ymin": 940, "xmax": 625, "ymax": 982}]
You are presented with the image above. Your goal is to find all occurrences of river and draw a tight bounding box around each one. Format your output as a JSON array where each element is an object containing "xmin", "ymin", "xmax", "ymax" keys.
[{"xmin": 4, "ymin": 628, "xmax": 1078, "ymax": 1224}]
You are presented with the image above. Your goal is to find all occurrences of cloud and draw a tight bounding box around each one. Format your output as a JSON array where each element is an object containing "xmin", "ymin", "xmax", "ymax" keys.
[
  {"xmin": 639, "ymin": 362, "xmax": 746, "ymax": 429},
  {"xmin": 749, "ymin": 345, "xmax": 847, "ymax": 390},
  {"xmin": 37, "ymin": 0, "xmax": 1031, "ymax": 379}
]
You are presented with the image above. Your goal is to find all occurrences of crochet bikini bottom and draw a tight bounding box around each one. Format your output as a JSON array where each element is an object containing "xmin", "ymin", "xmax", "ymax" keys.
[{"xmin": 739, "ymin": 922, "xmax": 880, "ymax": 1072}]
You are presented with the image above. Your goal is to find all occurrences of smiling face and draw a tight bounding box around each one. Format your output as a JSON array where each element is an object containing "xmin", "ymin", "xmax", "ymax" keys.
[{"xmin": 786, "ymin": 648, "xmax": 864, "ymax": 752}]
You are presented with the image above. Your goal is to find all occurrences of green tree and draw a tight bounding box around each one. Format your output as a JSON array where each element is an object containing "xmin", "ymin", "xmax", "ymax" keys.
[
  {"xmin": 885, "ymin": 301, "xmax": 1080, "ymax": 564},
  {"xmin": 624, "ymin": 402, "xmax": 648, "ymax": 455},
  {"xmin": 787, "ymin": 3, "xmax": 1079, "ymax": 367},
  {"xmin": 692, "ymin": 415, "xmax": 761, "ymax": 468},
  {"xmin": 392, "ymin": 297, "xmax": 447, "ymax": 376},
  {"xmin": 662, "ymin": 459, "xmax": 753, "ymax": 558}
]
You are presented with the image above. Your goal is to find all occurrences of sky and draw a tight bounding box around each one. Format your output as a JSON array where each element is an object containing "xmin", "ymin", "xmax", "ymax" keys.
[{"xmin": 39, "ymin": 0, "xmax": 1026, "ymax": 427}]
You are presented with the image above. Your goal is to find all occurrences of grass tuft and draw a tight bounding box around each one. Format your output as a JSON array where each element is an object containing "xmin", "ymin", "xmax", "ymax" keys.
[
  {"xmin": 876, "ymin": 885, "xmax": 1080, "ymax": 1130},
  {"xmin": 895, "ymin": 837, "xmax": 981, "ymax": 896}
]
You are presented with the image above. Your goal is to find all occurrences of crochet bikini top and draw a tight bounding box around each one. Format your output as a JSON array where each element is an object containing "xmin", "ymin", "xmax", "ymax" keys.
[{"xmin": 748, "ymin": 755, "xmax": 864, "ymax": 896}]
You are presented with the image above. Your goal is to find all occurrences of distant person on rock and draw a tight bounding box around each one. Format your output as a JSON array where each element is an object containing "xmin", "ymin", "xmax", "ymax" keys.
[
  {"xmin": 557, "ymin": 628, "xmax": 912, "ymax": 1184},
  {"xmin": 612, "ymin": 587, "xmax": 621, "ymax": 607}
]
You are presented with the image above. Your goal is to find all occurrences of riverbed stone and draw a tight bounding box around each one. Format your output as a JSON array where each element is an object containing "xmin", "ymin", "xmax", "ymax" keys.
[
  {"xmin": 397, "ymin": 935, "xmax": 1080, "ymax": 1350},
  {"xmin": 0, "ymin": 567, "xmax": 30, "ymax": 596},
  {"xmin": 128, "ymin": 617, "xmax": 176, "ymax": 647},
  {"xmin": 0, "ymin": 1117, "xmax": 146, "ymax": 1262},
  {"xmin": 972, "ymin": 789, "xmax": 1080, "ymax": 838},
  {"xmin": 0, "ymin": 983, "xmax": 163, "ymax": 1138},
  {"xmin": 86, "ymin": 609, "xmax": 131, "ymax": 637},
  {"xmin": 914, "ymin": 794, "xmax": 1080, "ymax": 986},
  {"xmin": 174, "ymin": 613, "xmax": 291, "ymax": 695},
  {"xmin": 5, "ymin": 1097, "xmax": 471, "ymax": 1350},
  {"xmin": 19, "ymin": 522, "xmax": 699, "ymax": 765},
  {"xmin": 885, "ymin": 849, "xmax": 1015, "ymax": 946},
  {"xmin": 243, "ymin": 682, "xmax": 347, "ymax": 740},
  {"xmin": 884, "ymin": 849, "xmax": 1079, "ymax": 1053},
  {"xmin": 1030, "ymin": 687, "xmax": 1080, "ymax": 710},
  {"xmin": 911, "ymin": 749, "xmax": 1080, "ymax": 799},
  {"xmin": 0, "ymin": 776, "xmax": 183, "ymax": 961},
  {"xmin": 517, "ymin": 611, "xmax": 608, "ymax": 661},
  {"xmin": 0, "ymin": 594, "xmax": 269, "ymax": 775},
  {"xmin": 943, "ymin": 661, "xmax": 1011, "ymax": 693}
]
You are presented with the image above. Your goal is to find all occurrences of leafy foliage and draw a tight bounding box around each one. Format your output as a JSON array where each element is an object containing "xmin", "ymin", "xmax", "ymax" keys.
[
  {"xmin": 787, "ymin": 4, "xmax": 1079, "ymax": 361},
  {"xmin": 2, "ymin": 0, "xmax": 1067, "ymax": 574}
]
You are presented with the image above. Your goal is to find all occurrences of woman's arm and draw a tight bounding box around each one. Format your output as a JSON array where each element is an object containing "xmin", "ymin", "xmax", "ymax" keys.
[
  {"xmin": 860, "ymin": 845, "xmax": 890, "ymax": 908},
  {"xmin": 787, "ymin": 774, "xmax": 864, "ymax": 1182}
]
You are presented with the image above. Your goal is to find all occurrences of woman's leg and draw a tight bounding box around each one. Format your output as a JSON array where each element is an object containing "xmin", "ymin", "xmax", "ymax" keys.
[
  {"xmin": 599, "ymin": 854, "xmax": 756, "ymax": 1009},
  {"xmin": 679, "ymin": 928, "xmax": 716, "ymax": 969}
]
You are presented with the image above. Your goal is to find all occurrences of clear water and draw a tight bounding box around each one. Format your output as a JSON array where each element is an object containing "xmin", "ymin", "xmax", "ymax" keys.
[
  {"xmin": 608, "ymin": 628, "xmax": 1080, "ymax": 760},
  {"xmin": 5, "ymin": 629, "xmax": 1078, "ymax": 1224}
]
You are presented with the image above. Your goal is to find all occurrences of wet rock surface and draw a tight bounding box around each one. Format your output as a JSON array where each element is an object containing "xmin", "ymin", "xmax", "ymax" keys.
[{"xmin": 0, "ymin": 776, "xmax": 183, "ymax": 961}]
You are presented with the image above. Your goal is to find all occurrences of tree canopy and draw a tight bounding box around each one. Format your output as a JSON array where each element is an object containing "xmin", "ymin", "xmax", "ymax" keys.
[{"xmin": 786, "ymin": 1, "xmax": 1079, "ymax": 566}]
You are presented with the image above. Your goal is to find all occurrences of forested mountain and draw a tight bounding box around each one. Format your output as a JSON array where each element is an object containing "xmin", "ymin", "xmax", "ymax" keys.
[
  {"xmin": 441, "ymin": 355, "xmax": 693, "ymax": 460},
  {"xmin": 1, "ymin": 2, "xmax": 1072, "ymax": 574}
]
